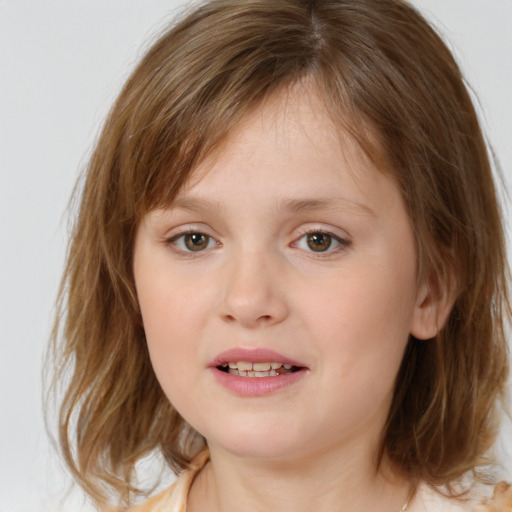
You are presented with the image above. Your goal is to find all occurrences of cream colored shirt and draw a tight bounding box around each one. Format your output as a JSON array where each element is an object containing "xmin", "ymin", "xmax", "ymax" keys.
[{"xmin": 128, "ymin": 451, "xmax": 511, "ymax": 512}]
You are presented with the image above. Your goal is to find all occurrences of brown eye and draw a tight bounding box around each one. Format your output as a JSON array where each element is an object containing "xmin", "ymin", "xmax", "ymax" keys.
[
  {"xmin": 306, "ymin": 232, "xmax": 332, "ymax": 252},
  {"xmin": 169, "ymin": 231, "xmax": 218, "ymax": 254},
  {"xmin": 293, "ymin": 230, "xmax": 349, "ymax": 255},
  {"xmin": 184, "ymin": 233, "xmax": 210, "ymax": 251}
]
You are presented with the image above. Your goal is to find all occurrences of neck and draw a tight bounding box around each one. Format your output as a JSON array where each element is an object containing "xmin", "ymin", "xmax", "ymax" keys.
[{"xmin": 188, "ymin": 442, "xmax": 413, "ymax": 512}]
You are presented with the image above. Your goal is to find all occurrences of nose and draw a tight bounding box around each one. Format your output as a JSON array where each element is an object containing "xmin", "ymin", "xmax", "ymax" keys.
[{"xmin": 219, "ymin": 249, "xmax": 289, "ymax": 329}]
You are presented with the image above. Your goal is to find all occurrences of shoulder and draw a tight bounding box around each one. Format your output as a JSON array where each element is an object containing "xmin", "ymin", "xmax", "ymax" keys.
[
  {"xmin": 126, "ymin": 449, "xmax": 210, "ymax": 512},
  {"xmin": 125, "ymin": 478, "xmax": 187, "ymax": 512},
  {"xmin": 474, "ymin": 482, "xmax": 512, "ymax": 512},
  {"xmin": 414, "ymin": 482, "xmax": 512, "ymax": 512},
  {"xmin": 125, "ymin": 475, "xmax": 190, "ymax": 512},
  {"xmin": 127, "ymin": 484, "xmax": 180, "ymax": 512}
]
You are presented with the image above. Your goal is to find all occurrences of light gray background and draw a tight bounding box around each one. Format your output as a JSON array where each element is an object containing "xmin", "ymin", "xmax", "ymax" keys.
[{"xmin": 1, "ymin": 1, "xmax": 511, "ymax": 511}]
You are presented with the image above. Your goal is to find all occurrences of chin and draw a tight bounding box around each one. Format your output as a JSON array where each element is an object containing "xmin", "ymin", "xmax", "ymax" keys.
[{"xmin": 206, "ymin": 422, "xmax": 305, "ymax": 461}]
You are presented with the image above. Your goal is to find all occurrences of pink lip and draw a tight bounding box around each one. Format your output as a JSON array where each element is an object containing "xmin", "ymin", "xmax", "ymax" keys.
[
  {"xmin": 209, "ymin": 347, "xmax": 306, "ymax": 368},
  {"xmin": 209, "ymin": 347, "xmax": 308, "ymax": 397}
]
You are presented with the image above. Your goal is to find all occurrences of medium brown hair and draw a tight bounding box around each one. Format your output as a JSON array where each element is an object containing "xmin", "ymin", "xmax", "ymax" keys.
[{"xmin": 48, "ymin": 0, "xmax": 510, "ymax": 506}]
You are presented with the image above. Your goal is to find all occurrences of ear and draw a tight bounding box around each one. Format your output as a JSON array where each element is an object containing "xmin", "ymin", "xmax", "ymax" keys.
[{"xmin": 410, "ymin": 269, "xmax": 457, "ymax": 340}]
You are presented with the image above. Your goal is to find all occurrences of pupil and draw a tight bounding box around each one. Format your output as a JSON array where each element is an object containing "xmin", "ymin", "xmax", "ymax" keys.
[
  {"xmin": 185, "ymin": 233, "xmax": 208, "ymax": 251},
  {"xmin": 307, "ymin": 233, "xmax": 331, "ymax": 252}
]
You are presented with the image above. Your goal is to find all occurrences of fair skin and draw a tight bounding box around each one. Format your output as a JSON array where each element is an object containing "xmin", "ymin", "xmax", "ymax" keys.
[{"xmin": 133, "ymin": 84, "xmax": 450, "ymax": 512}]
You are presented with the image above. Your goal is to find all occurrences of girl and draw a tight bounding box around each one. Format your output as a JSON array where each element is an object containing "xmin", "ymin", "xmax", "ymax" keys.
[{"xmin": 49, "ymin": 0, "xmax": 512, "ymax": 510}]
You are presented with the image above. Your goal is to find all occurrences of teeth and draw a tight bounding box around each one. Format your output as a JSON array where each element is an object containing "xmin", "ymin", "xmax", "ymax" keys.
[
  {"xmin": 224, "ymin": 361, "xmax": 292, "ymax": 371},
  {"xmin": 223, "ymin": 361, "xmax": 297, "ymax": 377},
  {"xmin": 253, "ymin": 362, "xmax": 271, "ymax": 371}
]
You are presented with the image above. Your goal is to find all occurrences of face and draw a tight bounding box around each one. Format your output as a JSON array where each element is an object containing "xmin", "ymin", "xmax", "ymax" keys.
[{"xmin": 133, "ymin": 86, "xmax": 431, "ymax": 464}]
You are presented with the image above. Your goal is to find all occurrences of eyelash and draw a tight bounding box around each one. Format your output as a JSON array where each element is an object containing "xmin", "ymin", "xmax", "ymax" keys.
[
  {"xmin": 291, "ymin": 229, "xmax": 351, "ymax": 256},
  {"xmin": 166, "ymin": 229, "xmax": 220, "ymax": 255},
  {"xmin": 165, "ymin": 228, "xmax": 351, "ymax": 256}
]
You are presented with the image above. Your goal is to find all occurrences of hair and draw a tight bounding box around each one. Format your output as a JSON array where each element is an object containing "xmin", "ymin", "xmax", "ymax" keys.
[{"xmin": 48, "ymin": 0, "xmax": 510, "ymax": 507}]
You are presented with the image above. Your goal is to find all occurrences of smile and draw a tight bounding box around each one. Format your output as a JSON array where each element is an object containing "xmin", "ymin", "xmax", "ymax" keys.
[
  {"xmin": 218, "ymin": 361, "xmax": 296, "ymax": 377},
  {"xmin": 210, "ymin": 348, "xmax": 308, "ymax": 395}
]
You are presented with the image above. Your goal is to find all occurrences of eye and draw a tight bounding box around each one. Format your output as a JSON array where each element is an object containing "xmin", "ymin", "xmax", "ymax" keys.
[
  {"xmin": 305, "ymin": 232, "xmax": 332, "ymax": 252},
  {"xmin": 169, "ymin": 231, "xmax": 218, "ymax": 252},
  {"xmin": 293, "ymin": 230, "xmax": 350, "ymax": 253}
]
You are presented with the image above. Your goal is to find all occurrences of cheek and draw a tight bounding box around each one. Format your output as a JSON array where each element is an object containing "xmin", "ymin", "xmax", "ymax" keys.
[
  {"xmin": 136, "ymin": 256, "xmax": 214, "ymax": 339},
  {"xmin": 135, "ymin": 263, "xmax": 219, "ymax": 404},
  {"xmin": 309, "ymin": 266, "xmax": 414, "ymax": 341},
  {"xmin": 297, "ymin": 274, "xmax": 414, "ymax": 440},
  {"xmin": 302, "ymin": 255, "xmax": 416, "ymax": 387},
  {"xmin": 135, "ymin": 268, "xmax": 189, "ymax": 374}
]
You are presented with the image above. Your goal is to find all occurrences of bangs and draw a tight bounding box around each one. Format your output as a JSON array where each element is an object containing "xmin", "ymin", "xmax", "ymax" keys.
[{"xmin": 111, "ymin": 3, "xmax": 326, "ymax": 221}]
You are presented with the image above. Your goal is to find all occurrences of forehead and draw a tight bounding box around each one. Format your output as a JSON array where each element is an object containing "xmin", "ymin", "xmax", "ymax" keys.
[
  {"xmin": 162, "ymin": 84, "xmax": 405, "ymax": 225},
  {"xmin": 179, "ymin": 85, "xmax": 389, "ymax": 200}
]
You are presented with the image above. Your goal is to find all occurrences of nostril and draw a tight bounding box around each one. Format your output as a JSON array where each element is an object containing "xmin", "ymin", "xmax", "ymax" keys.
[
  {"xmin": 220, "ymin": 291, "xmax": 289, "ymax": 327},
  {"xmin": 222, "ymin": 313, "xmax": 272, "ymax": 323}
]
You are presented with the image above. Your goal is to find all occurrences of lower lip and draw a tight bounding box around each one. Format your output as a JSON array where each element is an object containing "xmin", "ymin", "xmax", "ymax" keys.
[{"xmin": 210, "ymin": 367, "xmax": 308, "ymax": 396}]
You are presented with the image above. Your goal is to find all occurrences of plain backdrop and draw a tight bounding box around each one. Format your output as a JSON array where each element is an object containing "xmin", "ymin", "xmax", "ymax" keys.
[{"xmin": 1, "ymin": 1, "xmax": 511, "ymax": 511}]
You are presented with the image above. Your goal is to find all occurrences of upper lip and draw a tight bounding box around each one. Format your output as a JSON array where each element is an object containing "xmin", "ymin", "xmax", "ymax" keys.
[{"xmin": 210, "ymin": 348, "xmax": 306, "ymax": 368}]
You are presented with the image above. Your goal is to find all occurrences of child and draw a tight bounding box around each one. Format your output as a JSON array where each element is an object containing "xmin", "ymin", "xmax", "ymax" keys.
[{"xmin": 49, "ymin": 0, "xmax": 512, "ymax": 510}]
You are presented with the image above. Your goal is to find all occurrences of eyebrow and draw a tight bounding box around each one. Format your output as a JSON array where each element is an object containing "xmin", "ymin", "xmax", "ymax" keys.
[
  {"xmin": 170, "ymin": 197, "xmax": 224, "ymax": 213},
  {"xmin": 169, "ymin": 196, "xmax": 376, "ymax": 217},
  {"xmin": 280, "ymin": 197, "xmax": 376, "ymax": 217}
]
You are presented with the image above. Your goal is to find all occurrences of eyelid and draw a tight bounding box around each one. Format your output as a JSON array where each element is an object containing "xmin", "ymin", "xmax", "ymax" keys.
[
  {"xmin": 162, "ymin": 223, "xmax": 350, "ymax": 257},
  {"xmin": 162, "ymin": 223, "xmax": 217, "ymax": 242},
  {"xmin": 291, "ymin": 226, "xmax": 352, "ymax": 255},
  {"xmin": 165, "ymin": 227, "xmax": 221, "ymax": 255}
]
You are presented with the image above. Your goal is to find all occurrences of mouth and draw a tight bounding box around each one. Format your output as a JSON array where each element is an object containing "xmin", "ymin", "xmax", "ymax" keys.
[
  {"xmin": 209, "ymin": 348, "xmax": 308, "ymax": 395},
  {"xmin": 216, "ymin": 361, "xmax": 300, "ymax": 377}
]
